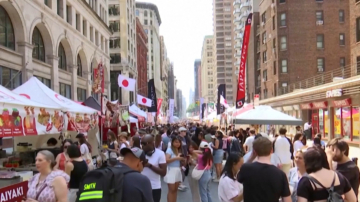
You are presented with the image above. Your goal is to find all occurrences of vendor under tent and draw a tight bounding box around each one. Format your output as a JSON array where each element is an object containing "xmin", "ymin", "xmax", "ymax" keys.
[{"xmin": 233, "ymin": 105, "xmax": 303, "ymax": 125}]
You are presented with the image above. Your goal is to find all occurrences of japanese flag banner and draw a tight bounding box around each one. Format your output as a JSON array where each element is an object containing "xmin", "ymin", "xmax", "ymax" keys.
[
  {"xmin": 137, "ymin": 94, "xmax": 152, "ymax": 107},
  {"xmin": 220, "ymin": 95, "xmax": 229, "ymax": 109},
  {"xmin": 118, "ymin": 75, "xmax": 136, "ymax": 91}
]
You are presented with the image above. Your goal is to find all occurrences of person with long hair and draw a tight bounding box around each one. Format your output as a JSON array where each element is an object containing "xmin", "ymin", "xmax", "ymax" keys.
[
  {"xmin": 26, "ymin": 150, "xmax": 69, "ymax": 202},
  {"xmin": 76, "ymin": 133, "xmax": 94, "ymax": 170},
  {"xmin": 54, "ymin": 139, "xmax": 73, "ymax": 171},
  {"xmin": 107, "ymin": 130, "xmax": 119, "ymax": 158},
  {"xmin": 188, "ymin": 141, "xmax": 201, "ymax": 202},
  {"xmin": 130, "ymin": 135, "xmax": 141, "ymax": 148},
  {"xmin": 164, "ymin": 137, "xmax": 185, "ymax": 202},
  {"xmin": 212, "ymin": 130, "xmax": 224, "ymax": 182},
  {"xmin": 155, "ymin": 133, "xmax": 164, "ymax": 150},
  {"xmin": 297, "ymin": 147, "xmax": 357, "ymax": 202},
  {"xmin": 288, "ymin": 149, "xmax": 307, "ymax": 202},
  {"xmin": 197, "ymin": 141, "xmax": 213, "ymax": 202},
  {"xmin": 293, "ymin": 133, "xmax": 304, "ymax": 158},
  {"xmin": 118, "ymin": 132, "xmax": 130, "ymax": 150},
  {"xmin": 218, "ymin": 152, "xmax": 244, "ymax": 202}
]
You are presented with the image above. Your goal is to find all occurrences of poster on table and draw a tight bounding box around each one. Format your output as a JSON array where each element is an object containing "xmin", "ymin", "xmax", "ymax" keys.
[{"xmin": 66, "ymin": 111, "xmax": 98, "ymax": 134}]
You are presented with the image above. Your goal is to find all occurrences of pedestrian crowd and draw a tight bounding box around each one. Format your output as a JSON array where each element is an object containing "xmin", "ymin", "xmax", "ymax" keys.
[{"xmin": 22, "ymin": 122, "xmax": 360, "ymax": 202}]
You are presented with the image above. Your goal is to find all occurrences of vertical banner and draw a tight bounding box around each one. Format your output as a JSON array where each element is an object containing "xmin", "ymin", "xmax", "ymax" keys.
[
  {"xmin": 169, "ymin": 99, "xmax": 174, "ymax": 123},
  {"xmin": 147, "ymin": 79, "xmax": 157, "ymax": 112},
  {"xmin": 236, "ymin": 13, "xmax": 253, "ymax": 109},
  {"xmin": 92, "ymin": 63, "xmax": 104, "ymax": 94},
  {"xmin": 201, "ymin": 103, "xmax": 206, "ymax": 120},
  {"xmin": 156, "ymin": 98, "xmax": 163, "ymax": 117},
  {"xmin": 217, "ymin": 84, "xmax": 226, "ymax": 115},
  {"xmin": 199, "ymin": 98, "xmax": 204, "ymax": 121}
]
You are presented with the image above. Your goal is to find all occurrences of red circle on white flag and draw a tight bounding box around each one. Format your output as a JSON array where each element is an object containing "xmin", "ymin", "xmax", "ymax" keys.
[
  {"xmin": 122, "ymin": 80, "xmax": 129, "ymax": 87},
  {"xmin": 142, "ymin": 98, "xmax": 147, "ymax": 104}
]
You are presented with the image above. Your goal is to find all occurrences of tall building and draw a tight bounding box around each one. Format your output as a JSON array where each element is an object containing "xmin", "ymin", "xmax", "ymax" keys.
[
  {"xmin": 160, "ymin": 36, "xmax": 169, "ymax": 112},
  {"xmin": 200, "ymin": 36, "xmax": 216, "ymax": 103},
  {"xmin": 168, "ymin": 63, "xmax": 175, "ymax": 99},
  {"xmin": 213, "ymin": 0, "xmax": 236, "ymax": 104},
  {"xmin": 175, "ymin": 89, "xmax": 183, "ymax": 117},
  {"xmin": 194, "ymin": 59, "xmax": 201, "ymax": 102},
  {"xmin": 109, "ymin": 0, "xmax": 137, "ymax": 104},
  {"xmin": 350, "ymin": 0, "xmax": 360, "ymax": 73},
  {"xmin": 0, "ymin": 0, "xmax": 111, "ymax": 101},
  {"xmin": 135, "ymin": 2, "xmax": 163, "ymax": 102},
  {"xmin": 136, "ymin": 18, "xmax": 148, "ymax": 98},
  {"xmin": 189, "ymin": 88, "xmax": 195, "ymax": 104},
  {"xmin": 256, "ymin": 0, "xmax": 350, "ymax": 100}
]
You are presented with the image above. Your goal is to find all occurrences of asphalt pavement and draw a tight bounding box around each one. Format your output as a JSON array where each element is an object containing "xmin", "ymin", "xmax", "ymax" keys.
[{"xmin": 160, "ymin": 177, "xmax": 220, "ymax": 202}]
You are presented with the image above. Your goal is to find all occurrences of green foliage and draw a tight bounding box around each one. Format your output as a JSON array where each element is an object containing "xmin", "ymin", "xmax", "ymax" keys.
[{"xmin": 186, "ymin": 103, "xmax": 200, "ymax": 113}]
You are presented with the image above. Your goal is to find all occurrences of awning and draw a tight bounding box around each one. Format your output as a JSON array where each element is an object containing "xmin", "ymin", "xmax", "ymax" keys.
[{"xmin": 129, "ymin": 104, "xmax": 146, "ymax": 122}]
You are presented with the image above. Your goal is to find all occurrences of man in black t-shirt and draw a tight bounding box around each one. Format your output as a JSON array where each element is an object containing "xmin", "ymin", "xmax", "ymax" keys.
[
  {"xmin": 327, "ymin": 138, "xmax": 360, "ymax": 198},
  {"xmin": 238, "ymin": 137, "xmax": 291, "ymax": 202}
]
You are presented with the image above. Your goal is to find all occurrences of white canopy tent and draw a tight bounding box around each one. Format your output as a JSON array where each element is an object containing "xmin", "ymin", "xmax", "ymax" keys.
[
  {"xmin": 130, "ymin": 116, "xmax": 138, "ymax": 123},
  {"xmin": 129, "ymin": 104, "xmax": 147, "ymax": 121},
  {"xmin": 13, "ymin": 77, "xmax": 98, "ymax": 114},
  {"xmin": 233, "ymin": 105, "xmax": 303, "ymax": 125}
]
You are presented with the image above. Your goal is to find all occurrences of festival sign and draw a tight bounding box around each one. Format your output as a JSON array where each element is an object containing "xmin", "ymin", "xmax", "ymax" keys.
[
  {"xmin": 0, "ymin": 181, "xmax": 28, "ymax": 202},
  {"xmin": 92, "ymin": 63, "xmax": 105, "ymax": 94}
]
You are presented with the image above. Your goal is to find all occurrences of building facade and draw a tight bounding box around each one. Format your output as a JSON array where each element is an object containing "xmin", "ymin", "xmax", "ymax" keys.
[
  {"xmin": 194, "ymin": 59, "xmax": 201, "ymax": 102},
  {"xmin": 350, "ymin": 0, "xmax": 360, "ymax": 74},
  {"xmin": 136, "ymin": 18, "xmax": 148, "ymax": 97},
  {"xmin": 200, "ymin": 36, "xmax": 217, "ymax": 103},
  {"xmin": 257, "ymin": 0, "xmax": 350, "ymax": 100},
  {"xmin": 160, "ymin": 36, "xmax": 169, "ymax": 112},
  {"xmin": 108, "ymin": 0, "xmax": 137, "ymax": 104},
  {"xmin": 135, "ymin": 2, "xmax": 163, "ymax": 102},
  {"xmin": 168, "ymin": 63, "xmax": 175, "ymax": 100},
  {"xmin": 213, "ymin": 0, "xmax": 236, "ymax": 104},
  {"xmin": 0, "ymin": 0, "xmax": 111, "ymax": 101},
  {"xmin": 175, "ymin": 89, "xmax": 183, "ymax": 117}
]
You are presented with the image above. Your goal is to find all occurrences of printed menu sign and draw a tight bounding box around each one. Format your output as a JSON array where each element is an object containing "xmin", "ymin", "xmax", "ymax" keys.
[{"xmin": 0, "ymin": 181, "xmax": 28, "ymax": 202}]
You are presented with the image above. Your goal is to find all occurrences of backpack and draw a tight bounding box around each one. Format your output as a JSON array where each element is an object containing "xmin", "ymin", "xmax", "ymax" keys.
[
  {"xmin": 307, "ymin": 173, "xmax": 344, "ymax": 202},
  {"xmin": 76, "ymin": 165, "xmax": 136, "ymax": 202}
]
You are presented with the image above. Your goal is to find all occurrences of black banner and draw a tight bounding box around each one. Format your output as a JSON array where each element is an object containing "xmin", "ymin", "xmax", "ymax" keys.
[
  {"xmin": 217, "ymin": 84, "xmax": 226, "ymax": 115},
  {"xmin": 201, "ymin": 103, "xmax": 206, "ymax": 119},
  {"xmin": 147, "ymin": 79, "xmax": 157, "ymax": 112}
]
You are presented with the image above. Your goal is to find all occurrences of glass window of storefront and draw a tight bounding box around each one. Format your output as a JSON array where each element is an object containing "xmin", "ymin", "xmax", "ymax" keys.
[
  {"xmin": 333, "ymin": 105, "xmax": 359, "ymax": 141},
  {"xmin": 59, "ymin": 83, "xmax": 71, "ymax": 99},
  {"xmin": 312, "ymin": 109, "xmax": 329, "ymax": 138},
  {"xmin": 0, "ymin": 6, "xmax": 15, "ymax": 50},
  {"xmin": 32, "ymin": 27, "xmax": 45, "ymax": 62},
  {"xmin": 77, "ymin": 88, "xmax": 86, "ymax": 101},
  {"xmin": 353, "ymin": 106, "xmax": 359, "ymax": 140},
  {"xmin": 0, "ymin": 66, "xmax": 22, "ymax": 89}
]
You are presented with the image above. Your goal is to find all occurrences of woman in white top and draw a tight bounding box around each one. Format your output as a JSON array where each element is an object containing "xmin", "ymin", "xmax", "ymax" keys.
[
  {"xmin": 292, "ymin": 133, "xmax": 304, "ymax": 158},
  {"xmin": 118, "ymin": 132, "xmax": 130, "ymax": 151},
  {"xmin": 76, "ymin": 133, "xmax": 94, "ymax": 170},
  {"xmin": 107, "ymin": 130, "xmax": 119, "ymax": 157},
  {"xmin": 218, "ymin": 152, "xmax": 244, "ymax": 202}
]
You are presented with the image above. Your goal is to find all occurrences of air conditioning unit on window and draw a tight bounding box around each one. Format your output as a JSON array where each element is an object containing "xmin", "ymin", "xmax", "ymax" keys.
[
  {"xmin": 316, "ymin": 20, "xmax": 324, "ymax": 25},
  {"xmin": 261, "ymin": 22, "xmax": 265, "ymax": 27},
  {"xmin": 318, "ymin": 67, "xmax": 324, "ymax": 72}
]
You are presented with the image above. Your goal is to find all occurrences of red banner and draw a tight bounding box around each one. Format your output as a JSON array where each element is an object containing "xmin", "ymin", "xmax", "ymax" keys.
[
  {"xmin": 333, "ymin": 98, "xmax": 351, "ymax": 107},
  {"xmin": 236, "ymin": 13, "xmax": 253, "ymax": 109},
  {"xmin": 156, "ymin": 98, "xmax": 163, "ymax": 116},
  {"xmin": 0, "ymin": 181, "xmax": 28, "ymax": 202},
  {"xmin": 92, "ymin": 63, "xmax": 104, "ymax": 94},
  {"xmin": 312, "ymin": 101, "xmax": 328, "ymax": 109}
]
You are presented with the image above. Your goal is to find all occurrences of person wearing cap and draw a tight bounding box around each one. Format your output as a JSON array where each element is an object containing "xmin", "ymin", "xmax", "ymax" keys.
[
  {"xmin": 138, "ymin": 129, "xmax": 147, "ymax": 138},
  {"xmin": 118, "ymin": 147, "xmax": 154, "ymax": 202}
]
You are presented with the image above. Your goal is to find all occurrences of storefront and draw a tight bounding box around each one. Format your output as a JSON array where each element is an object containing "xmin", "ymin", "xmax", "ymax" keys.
[{"xmin": 259, "ymin": 76, "xmax": 360, "ymax": 145}]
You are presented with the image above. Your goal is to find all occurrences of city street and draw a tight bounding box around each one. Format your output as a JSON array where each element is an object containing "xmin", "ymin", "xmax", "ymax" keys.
[{"xmin": 160, "ymin": 178, "xmax": 220, "ymax": 202}]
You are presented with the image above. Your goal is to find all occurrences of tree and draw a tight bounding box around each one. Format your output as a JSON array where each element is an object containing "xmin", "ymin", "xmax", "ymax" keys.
[{"xmin": 186, "ymin": 103, "xmax": 199, "ymax": 113}]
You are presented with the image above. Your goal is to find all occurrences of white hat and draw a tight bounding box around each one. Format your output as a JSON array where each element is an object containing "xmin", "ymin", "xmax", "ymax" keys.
[
  {"xmin": 179, "ymin": 127, "xmax": 187, "ymax": 132},
  {"xmin": 199, "ymin": 141, "xmax": 209, "ymax": 149}
]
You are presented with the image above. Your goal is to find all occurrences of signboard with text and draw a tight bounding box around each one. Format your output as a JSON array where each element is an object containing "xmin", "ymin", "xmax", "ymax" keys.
[
  {"xmin": 0, "ymin": 181, "xmax": 28, "ymax": 202},
  {"xmin": 326, "ymin": 89, "xmax": 342, "ymax": 98}
]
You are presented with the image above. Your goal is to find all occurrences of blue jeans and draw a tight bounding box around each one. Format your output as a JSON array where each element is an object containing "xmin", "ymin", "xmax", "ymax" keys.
[{"xmin": 198, "ymin": 170, "xmax": 212, "ymax": 202}]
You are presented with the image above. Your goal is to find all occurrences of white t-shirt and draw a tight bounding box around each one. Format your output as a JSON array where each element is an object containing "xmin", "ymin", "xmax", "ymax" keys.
[
  {"xmin": 119, "ymin": 141, "xmax": 129, "ymax": 150},
  {"xmin": 274, "ymin": 135, "xmax": 292, "ymax": 164},
  {"xmin": 141, "ymin": 149, "xmax": 166, "ymax": 189},
  {"xmin": 304, "ymin": 122, "xmax": 311, "ymax": 130},
  {"xmin": 244, "ymin": 136, "xmax": 255, "ymax": 152},
  {"xmin": 293, "ymin": 140, "xmax": 304, "ymax": 157},
  {"xmin": 80, "ymin": 143, "xmax": 89, "ymax": 155},
  {"xmin": 218, "ymin": 175, "xmax": 243, "ymax": 202},
  {"xmin": 243, "ymin": 151, "xmax": 281, "ymax": 167}
]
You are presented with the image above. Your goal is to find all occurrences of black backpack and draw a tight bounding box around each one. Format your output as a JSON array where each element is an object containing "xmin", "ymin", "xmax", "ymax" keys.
[
  {"xmin": 76, "ymin": 165, "xmax": 136, "ymax": 202},
  {"xmin": 307, "ymin": 173, "xmax": 344, "ymax": 202}
]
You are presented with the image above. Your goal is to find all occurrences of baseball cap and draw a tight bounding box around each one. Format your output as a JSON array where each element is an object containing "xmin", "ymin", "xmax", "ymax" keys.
[
  {"xmin": 138, "ymin": 129, "xmax": 146, "ymax": 134},
  {"xmin": 179, "ymin": 127, "xmax": 187, "ymax": 132},
  {"xmin": 120, "ymin": 147, "xmax": 146, "ymax": 162},
  {"xmin": 199, "ymin": 141, "xmax": 210, "ymax": 149}
]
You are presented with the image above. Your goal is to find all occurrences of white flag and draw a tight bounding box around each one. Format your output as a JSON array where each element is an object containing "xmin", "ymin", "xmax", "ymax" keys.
[
  {"xmin": 137, "ymin": 94, "xmax": 152, "ymax": 107},
  {"xmin": 220, "ymin": 95, "xmax": 229, "ymax": 109},
  {"xmin": 118, "ymin": 75, "xmax": 136, "ymax": 91}
]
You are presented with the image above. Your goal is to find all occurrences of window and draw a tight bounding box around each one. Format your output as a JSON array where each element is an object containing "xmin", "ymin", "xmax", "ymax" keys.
[
  {"xmin": 263, "ymin": 89, "xmax": 268, "ymax": 99},
  {"xmin": 262, "ymin": 32, "xmax": 267, "ymax": 44},
  {"xmin": 357, "ymin": 18, "xmax": 360, "ymax": 42},
  {"xmin": 44, "ymin": 0, "xmax": 51, "ymax": 8},
  {"xmin": 281, "ymin": 59, "xmax": 287, "ymax": 73},
  {"xmin": 60, "ymin": 83, "xmax": 71, "ymax": 99},
  {"xmin": 135, "ymin": 10, "xmax": 139, "ymax": 16},
  {"xmin": 272, "ymin": 16, "xmax": 275, "ymax": 30},
  {"xmin": 316, "ymin": 11, "xmax": 323, "ymax": 21},
  {"xmin": 0, "ymin": 6, "xmax": 15, "ymax": 50},
  {"xmin": 340, "ymin": 57, "xmax": 345, "ymax": 68},
  {"xmin": 82, "ymin": 20, "xmax": 87, "ymax": 36},
  {"xmin": 280, "ymin": 0, "xmax": 285, "ymax": 3},
  {"xmin": 110, "ymin": 54, "xmax": 121, "ymax": 63},
  {"xmin": 273, "ymin": 61, "xmax": 277, "ymax": 75},
  {"xmin": 76, "ymin": 13, "xmax": 80, "ymax": 31},
  {"xmin": 58, "ymin": 43, "xmax": 67, "ymax": 70},
  {"xmin": 357, "ymin": 56, "xmax": 360, "ymax": 74},
  {"xmin": 90, "ymin": 26, "xmax": 94, "ymax": 42},
  {"xmin": 32, "ymin": 27, "xmax": 45, "ymax": 62},
  {"xmin": 144, "ymin": 20, "xmax": 148, "ymax": 25},
  {"xmin": 282, "ymin": 82, "xmax": 287, "ymax": 87},
  {"xmin": 144, "ymin": 10, "xmax": 148, "ymax": 16},
  {"xmin": 0, "ymin": 66, "xmax": 22, "ymax": 90},
  {"xmin": 280, "ymin": 36, "xmax": 287, "ymax": 50},
  {"xmin": 262, "ymin": 51, "xmax": 267, "ymax": 62},
  {"xmin": 274, "ymin": 83, "xmax": 277, "ymax": 96},
  {"xmin": 280, "ymin": 13, "xmax": 286, "ymax": 27},
  {"xmin": 261, "ymin": 12, "xmax": 266, "ymax": 23},
  {"xmin": 317, "ymin": 34, "xmax": 324, "ymax": 48},
  {"xmin": 339, "ymin": 33, "xmax": 345, "ymax": 46},
  {"xmin": 317, "ymin": 58, "xmax": 324, "ymax": 72},
  {"xmin": 109, "ymin": 21, "xmax": 120, "ymax": 32},
  {"xmin": 263, "ymin": 70, "xmax": 267, "ymax": 81},
  {"xmin": 273, "ymin": 38, "xmax": 276, "ymax": 48},
  {"xmin": 57, "ymin": 0, "xmax": 63, "ymax": 17},
  {"xmin": 77, "ymin": 55, "xmax": 82, "ymax": 76},
  {"xmin": 66, "ymin": 5, "xmax": 72, "ymax": 24},
  {"xmin": 109, "ymin": 38, "xmax": 120, "ymax": 48},
  {"xmin": 77, "ymin": 88, "xmax": 86, "ymax": 101},
  {"xmin": 339, "ymin": 10, "xmax": 344, "ymax": 23},
  {"xmin": 35, "ymin": 76, "xmax": 51, "ymax": 88}
]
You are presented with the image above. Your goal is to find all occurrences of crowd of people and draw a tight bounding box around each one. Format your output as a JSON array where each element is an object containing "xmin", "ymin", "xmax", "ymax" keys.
[{"xmin": 22, "ymin": 122, "xmax": 360, "ymax": 202}]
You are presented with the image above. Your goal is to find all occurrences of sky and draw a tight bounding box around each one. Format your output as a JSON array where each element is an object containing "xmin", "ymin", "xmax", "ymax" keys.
[{"xmin": 140, "ymin": 0, "xmax": 213, "ymax": 107}]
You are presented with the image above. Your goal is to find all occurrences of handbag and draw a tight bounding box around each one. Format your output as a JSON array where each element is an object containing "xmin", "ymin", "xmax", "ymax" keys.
[{"xmin": 191, "ymin": 164, "xmax": 208, "ymax": 180}]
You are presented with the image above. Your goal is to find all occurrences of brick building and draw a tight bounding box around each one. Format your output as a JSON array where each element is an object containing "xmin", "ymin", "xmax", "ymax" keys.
[
  {"xmin": 350, "ymin": 0, "xmax": 360, "ymax": 72},
  {"xmin": 136, "ymin": 18, "xmax": 148, "ymax": 97},
  {"xmin": 254, "ymin": 0, "xmax": 349, "ymax": 100}
]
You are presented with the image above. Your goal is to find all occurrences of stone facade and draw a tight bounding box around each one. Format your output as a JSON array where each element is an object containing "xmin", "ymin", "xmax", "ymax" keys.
[
  {"xmin": 136, "ymin": 18, "xmax": 148, "ymax": 98},
  {"xmin": 350, "ymin": 0, "xmax": 360, "ymax": 73}
]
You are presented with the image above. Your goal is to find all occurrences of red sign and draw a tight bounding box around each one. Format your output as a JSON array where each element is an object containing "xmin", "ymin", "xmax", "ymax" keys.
[
  {"xmin": 333, "ymin": 98, "xmax": 351, "ymax": 108},
  {"xmin": 156, "ymin": 99, "xmax": 163, "ymax": 116},
  {"xmin": 300, "ymin": 103, "xmax": 313, "ymax": 109},
  {"xmin": 0, "ymin": 181, "xmax": 28, "ymax": 202},
  {"xmin": 92, "ymin": 63, "xmax": 105, "ymax": 94},
  {"xmin": 138, "ymin": 116, "xmax": 145, "ymax": 122},
  {"xmin": 312, "ymin": 101, "xmax": 328, "ymax": 109},
  {"xmin": 236, "ymin": 13, "xmax": 253, "ymax": 109}
]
